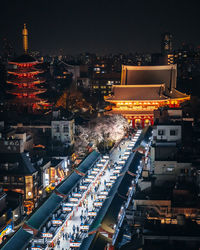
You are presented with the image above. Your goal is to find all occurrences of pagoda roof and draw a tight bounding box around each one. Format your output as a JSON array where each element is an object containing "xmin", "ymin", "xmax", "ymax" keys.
[
  {"xmin": 7, "ymin": 77, "xmax": 45, "ymax": 85},
  {"xmin": 10, "ymin": 54, "xmax": 37, "ymax": 63},
  {"xmin": 7, "ymin": 88, "xmax": 46, "ymax": 94},
  {"xmin": 8, "ymin": 68, "xmax": 43, "ymax": 74},
  {"xmin": 105, "ymin": 85, "xmax": 190, "ymax": 102},
  {"xmin": 121, "ymin": 64, "xmax": 177, "ymax": 91}
]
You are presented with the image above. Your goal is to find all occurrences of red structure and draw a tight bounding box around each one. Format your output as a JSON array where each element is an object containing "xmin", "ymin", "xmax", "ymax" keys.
[
  {"xmin": 105, "ymin": 65, "xmax": 190, "ymax": 128},
  {"xmin": 7, "ymin": 24, "xmax": 49, "ymax": 112}
]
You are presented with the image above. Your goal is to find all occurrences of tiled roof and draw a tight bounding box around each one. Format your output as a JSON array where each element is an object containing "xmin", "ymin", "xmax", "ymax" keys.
[
  {"xmin": 0, "ymin": 153, "xmax": 37, "ymax": 175},
  {"xmin": 106, "ymin": 85, "xmax": 167, "ymax": 101}
]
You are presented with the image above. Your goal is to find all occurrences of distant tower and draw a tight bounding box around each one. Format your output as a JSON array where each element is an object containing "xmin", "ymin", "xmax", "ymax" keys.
[
  {"xmin": 22, "ymin": 23, "xmax": 28, "ymax": 54},
  {"xmin": 161, "ymin": 33, "xmax": 173, "ymax": 55}
]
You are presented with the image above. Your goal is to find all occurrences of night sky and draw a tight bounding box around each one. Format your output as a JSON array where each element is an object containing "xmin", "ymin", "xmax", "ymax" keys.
[{"xmin": 0, "ymin": 0, "xmax": 200, "ymax": 55}]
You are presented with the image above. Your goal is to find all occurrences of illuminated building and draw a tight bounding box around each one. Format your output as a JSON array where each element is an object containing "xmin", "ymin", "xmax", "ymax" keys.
[
  {"xmin": 161, "ymin": 32, "xmax": 173, "ymax": 55},
  {"xmin": 7, "ymin": 24, "xmax": 49, "ymax": 112},
  {"xmin": 105, "ymin": 65, "xmax": 190, "ymax": 128}
]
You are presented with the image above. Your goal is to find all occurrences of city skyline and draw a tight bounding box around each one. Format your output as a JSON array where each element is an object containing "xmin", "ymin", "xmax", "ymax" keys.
[{"xmin": 0, "ymin": 0, "xmax": 200, "ymax": 55}]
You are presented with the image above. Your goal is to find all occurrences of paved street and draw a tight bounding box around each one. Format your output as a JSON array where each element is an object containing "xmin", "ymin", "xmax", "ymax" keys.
[{"xmin": 51, "ymin": 131, "xmax": 141, "ymax": 250}]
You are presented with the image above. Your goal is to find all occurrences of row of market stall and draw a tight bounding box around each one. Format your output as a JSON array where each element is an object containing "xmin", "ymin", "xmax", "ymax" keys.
[{"xmin": 79, "ymin": 127, "xmax": 152, "ymax": 250}]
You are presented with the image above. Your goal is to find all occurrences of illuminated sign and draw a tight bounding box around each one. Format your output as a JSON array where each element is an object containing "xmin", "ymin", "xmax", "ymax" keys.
[
  {"xmin": 88, "ymin": 211, "xmax": 97, "ymax": 216},
  {"xmin": 31, "ymin": 247, "xmax": 42, "ymax": 250},
  {"xmin": 93, "ymin": 168, "xmax": 99, "ymax": 171},
  {"xmin": 80, "ymin": 185, "xmax": 87, "ymax": 190},
  {"xmin": 115, "ymin": 166, "xmax": 122, "ymax": 170},
  {"xmin": 73, "ymin": 193, "xmax": 82, "ymax": 198},
  {"xmin": 113, "ymin": 170, "xmax": 120, "ymax": 174},
  {"xmin": 100, "ymin": 191, "xmax": 108, "ymax": 195},
  {"xmin": 63, "ymin": 206, "xmax": 72, "ymax": 212},
  {"xmin": 80, "ymin": 225, "xmax": 89, "ymax": 230},
  {"xmin": 110, "ymin": 175, "xmax": 117, "ymax": 180},
  {"xmin": 118, "ymin": 161, "xmax": 125, "ymax": 165},
  {"xmin": 84, "ymin": 178, "xmax": 93, "ymax": 183},
  {"xmin": 69, "ymin": 197, "xmax": 79, "ymax": 202},
  {"xmin": 106, "ymin": 182, "xmax": 112, "ymax": 187},
  {"xmin": 52, "ymin": 220, "xmax": 62, "ymax": 225},
  {"xmin": 122, "ymin": 156, "xmax": 128, "ymax": 160},
  {"xmin": 98, "ymin": 195, "xmax": 106, "ymax": 199},
  {"xmin": 94, "ymin": 202, "xmax": 102, "ymax": 207},
  {"xmin": 0, "ymin": 224, "xmax": 13, "ymax": 244},
  {"xmin": 97, "ymin": 164, "xmax": 103, "ymax": 167},
  {"xmin": 42, "ymin": 233, "xmax": 53, "ymax": 238},
  {"xmin": 100, "ymin": 159, "xmax": 106, "ymax": 163},
  {"xmin": 91, "ymin": 170, "xmax": 98, "ymax": 175},
  {"xmin": 88, "ymin": 175, "xmax": 95, "ymax": 179},
  {"xmin": 103, "ymin": 156, "xmax": 109, "ymax": 159},
  {"xmin": 70, "ymin": 242, "xmax": 81, "ymax": 247},
  {"xmin": 124, "ymin": 152, "xmax": 130, "ymax": 155},
  {"xmin": 63, "ymin": 203, "xmax": 76, "ymax": 207}
]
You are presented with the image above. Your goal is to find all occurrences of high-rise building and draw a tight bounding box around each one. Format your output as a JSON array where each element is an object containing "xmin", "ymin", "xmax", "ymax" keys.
[
  {"xmin": 6, "ymin": 24, "xmax": 49, "ymax": 112},
  {"xmin": 161, "ymin": 32, "xmax": 173, "ymax": 55}
]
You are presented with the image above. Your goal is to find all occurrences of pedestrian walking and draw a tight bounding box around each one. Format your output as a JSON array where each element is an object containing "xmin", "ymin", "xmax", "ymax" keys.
[
  {"xmin": 80, "ymin": 214, "xmax": 83, "ymax": 222},
  {"xmin": 63, "ymin": 233, "xmax": 65, "ymax": 240},
  {"xmin": 73, "ymin": 224, "xmax": 76, "ymax": 234},
  {"xmin": 69, "ymin": 232, "xmax": 71, "ymax": 239},
  {"xmin": 65, "ymin": 232, "xmax": 68, "ymax": 240},
  {"xmin": 57, "ymin": 239, "xmax": 60, "ymax": 248},
  {"xmin": 77, "ymin": 225, "xmax": 79, "ymax": 232}
]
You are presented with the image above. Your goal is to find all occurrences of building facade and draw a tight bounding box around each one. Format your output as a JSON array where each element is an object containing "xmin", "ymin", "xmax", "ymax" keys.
[{"xmin": 105, "ymin": 65, "xmax": 190, "ymax": 128}]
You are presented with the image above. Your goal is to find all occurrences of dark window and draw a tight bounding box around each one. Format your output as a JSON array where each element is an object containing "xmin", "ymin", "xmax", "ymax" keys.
[
  {"xmin": 170, "ymin": 130, "xmax": 176, "ymax": 136},
  {"xmin": 158, "ymin": 130, "xmax": 164, "ymax": 135}
]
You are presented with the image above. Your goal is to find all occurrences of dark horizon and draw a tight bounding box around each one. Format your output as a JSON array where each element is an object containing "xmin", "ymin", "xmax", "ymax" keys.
[{"xmin": 0, "ymin": 0, "xmax": 200, "ymax": 56}]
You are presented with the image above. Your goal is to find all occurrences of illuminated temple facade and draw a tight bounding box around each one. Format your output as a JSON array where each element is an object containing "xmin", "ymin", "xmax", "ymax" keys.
[
  {"xmin": 105, "ymin": 65, "xmax": 190, "ymax": 128},
  {"xmin": 7, "ymin": 24, "xmax": 48, "ymax": 112}
]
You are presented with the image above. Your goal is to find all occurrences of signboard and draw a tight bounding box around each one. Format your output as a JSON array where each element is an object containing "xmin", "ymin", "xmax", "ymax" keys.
[
  {"xmin": 69, "ymin": 197, "xmax": 79, "ymax": 203},
  {"xmin": 100, "ymin": 191, "xmax": 108, "ymax": 195},
  {"xmin": 80, "ymin": 185, "xmax": 87, "ymax": 190},
  {"xmin": 122, "ymin": 156, "xmax": 128, "ymax": 160},
  {"xmin": 106, "ymin": 182, "xmax": 112, "ymax": 187},
  {"xmin": 97, "ymin": 164, "xmax": 103, "ymax": 167},
  {"xmin": 52, "ymin": 220, "xmax": 62, "ymax": 225},
  {"xmin": 115, "ymin": 166, "xmax": 122, "ymax": 170},
  {"xmin": 124, "ymin": 152, "xmax": 130, "ymax": 155},
  {"xmin": 70, "ymin": 242, "xmax": 81, "ymax": 247},
  {"xmin": 73, "ymin": 193, "xmax": 82, "ymax": 198},
  {"xmin": 63, "ymin": 203, "xmax": 76, "ymax": 207},
  {"xmin": 98, "ymin": 195, "xmax": 106, "ymax": 200},
  {"xmin": 42, "ymin": 233, "xmax": 53, "ymax": 238},
  {"xmin": 110, "ymin": 175, "xmax": 117, "ymax": 180},
  {"xmin": 80, "ymin": 225, "xmax": 89, "ymax": 230},
  {"xmin": 94, "ymin": 202, "xmax": 102, "ymax": 207},
  {"xmin": 84, "ymin": 178, "xmax": 93, "ymax": 183},
  {"xmin": 100, "ymin": 159, "xmax": 106, "ymax": 163},
  {"xmin": 31, "ymin": 248, "xmax": 42, "ymax": 250},
  {"xmin": 113, "ymin": 170, "xmax": 120, "ymax": 174},
  {"xmin": 63, "ymin": 206, "xmax": 72, "ymax": 212},
  {"xmin": 118, "ymin": 161, "xmax": 125, "ymax": 165},
  {"xmin": 103, "ymin": 156, "xmax": 109, "ymax": 159},
  {"xmin": 88, "ymin": 211, "xmax": 97, "ymax": 216},
  {"xmin": 93, "ymin": 168, "xmax": 99, "ymax": 171},
  {"xmin": 91, "ymin": 170, "xmax": 98, "ymax": 175},
  {"xmin": 88, "ymin": 175, "xmax": 95, "ymax": 179}
]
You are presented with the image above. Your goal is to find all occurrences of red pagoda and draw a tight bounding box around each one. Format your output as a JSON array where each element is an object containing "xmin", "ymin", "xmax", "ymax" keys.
[{"xmin": 7, "ymin": 24, "xmax": 48, "ymax": 111}]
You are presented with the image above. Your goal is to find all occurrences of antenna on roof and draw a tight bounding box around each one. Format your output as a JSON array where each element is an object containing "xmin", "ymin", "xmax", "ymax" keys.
[{"xmin": 22, "ymin": 23, "xmax": 28, "ymax": 54}]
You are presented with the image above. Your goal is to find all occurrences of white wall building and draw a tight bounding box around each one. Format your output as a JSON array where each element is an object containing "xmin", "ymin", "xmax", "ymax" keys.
[
  {"xmin": 51, "ymin": 119, "xmax": 75, "ymax": 147},
  {"xmin": 153, "ymin": 124, "xmax": 182, "ymax": 143}
]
